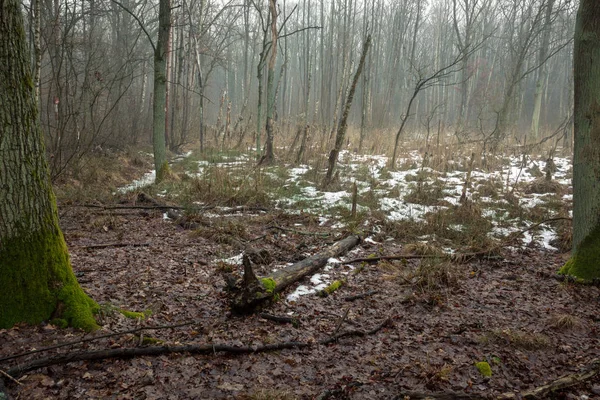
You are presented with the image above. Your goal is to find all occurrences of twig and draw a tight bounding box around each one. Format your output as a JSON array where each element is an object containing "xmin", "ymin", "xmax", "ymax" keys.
[
  {"xmin": 330, "ymin": 307, "xmax": 351, "ymax": 339},
  {"xmin": 0, "ymin": 370, "xmax": 20, "ymax": 386},
  {"xmin": 80, "ymin": 203, "xmax": 188, "ymax": 211},
  {"xmin": 344, "ymin": 290, "xmax": 379, "ymax": 301},
  {"xmin": 0, "ymin": 322, "xmax": 193, "ymax": 364},
  {"xmin": 345, "ymin": 254, "xmax": 441, "ymax": 264},
  {"xmin": 268, "ymin": 225, "xmax": 331, "ymax": 237},
  {"xmin": 258, "ymin": 313, "xmax": 299, "ymax": 325}
]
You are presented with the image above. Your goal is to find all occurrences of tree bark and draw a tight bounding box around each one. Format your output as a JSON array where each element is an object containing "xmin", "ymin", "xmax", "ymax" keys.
[
  {"xmin": 559, "ymin": 0, "xmax": 600, "ymax": 281},
  {"xmin": 262, "ymin": 0, "xmax": 278, "ymax": 164},
  {"xmin": 0, "ymin": 0, "xmax": 98, "ymax": 330},
  {"xmin": 152, "ymin": 0, "xmax": 171, "ymax": 182},
  {"xmin": 530, "ymin": 0, "xmax": 555, "ymax": 140},
  {"xmin": 323, "ymin": 35, "xmax": 371, "ymax": 187}
]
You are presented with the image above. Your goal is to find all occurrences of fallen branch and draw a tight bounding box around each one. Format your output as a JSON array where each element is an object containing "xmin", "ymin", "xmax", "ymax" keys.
[
  {"xmin": 345, "ymin": 254, "xmax": 441, "ymax": 264},
  {"xmin": 228, "ymin": 235, "xmax": 361, "ymax": 312},
  {"xmin": 268, "ymin": 225, "xmax": 331, "ymax": 237},
  {"xmin": 258, "ymin": 313, "xmax": 299, "ymax": 325},
  {"xmin": 81, "ymin": 203, "xmax": 186, "ymax": 211},
  {"xmin": 0, "ymin": 322, "xmax": 193, "ymax": 364},
  {"xmin": 0, "ymin": 370, "xmax": 19, "ymax": 386},
  {"xmin": 3, "ymin": 317, "xmax": 390, "ymax": 379},
  {"xmin": 77, "ymin": 242, "xmax": 150, "ymax": 250}
]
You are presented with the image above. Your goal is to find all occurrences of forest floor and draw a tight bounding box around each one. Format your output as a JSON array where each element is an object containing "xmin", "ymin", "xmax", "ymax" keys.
[{"xmin": 1, "ymin": 146, "xmax": 600, "ymax": 400}]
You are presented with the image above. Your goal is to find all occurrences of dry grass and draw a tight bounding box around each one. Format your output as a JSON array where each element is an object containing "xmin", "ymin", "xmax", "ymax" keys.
[
  {"xmin": 403, "ymin": 180, "xmax": 449, "ymax": 206},
  {"xmin": 413, "ymin": 259, "xmax": 462, "ymax": 290},
  {"xmin": 523, "ymin": 178, "xmax": 566, "ymax": 195},
  {"xmin": 548, "ymin": 313, "xmax": 581, "ymax": 330},
  {"xmin": 482, "ymin": 329, "xmax": 551, "ymax": 350}
]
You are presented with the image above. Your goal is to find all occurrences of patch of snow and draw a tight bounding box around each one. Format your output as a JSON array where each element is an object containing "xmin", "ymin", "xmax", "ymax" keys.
[
  {"xmin": 116, "ymin": 170, "xmax": 155, "ymax": 193},
  {"xmin": 215, "ymin": 253, "xmax": 244, "ymax": 265}
]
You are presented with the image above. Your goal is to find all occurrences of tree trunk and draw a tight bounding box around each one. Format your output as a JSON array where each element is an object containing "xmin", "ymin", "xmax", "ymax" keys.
[
  {"xmin": 559, "ymin": 0, "xmax": 600, "ymax": 281},
  {"xmin": 530, "ymin": 0, "xmax": 555, "ymax": 140},
  {"xmin": 323, "ymin": 35, "xmax": 371, "ymax": 187},
  {"xmin": 0, "ymin": 0, "xmax": 98, "ymax": 330},
  {"xmin": 152, "ymin": 0, "xmax": 171, "ymax": 182},
  {"xmin": 262, "ymin": 0, "xmax": 278, "ymax": 164}
]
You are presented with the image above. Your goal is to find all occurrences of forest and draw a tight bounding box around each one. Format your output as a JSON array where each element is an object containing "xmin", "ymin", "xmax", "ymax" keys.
[{"xmin": 1, "ymin": 0, "xmax": 600, "ymax": 398}]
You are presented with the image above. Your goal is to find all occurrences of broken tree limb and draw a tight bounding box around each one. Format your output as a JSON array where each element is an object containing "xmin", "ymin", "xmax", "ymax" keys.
[
  {"xmin": 229, "ymin": 235, "xmax": 361, "ymax": 312},
  {"xmin": 0, "ymin": 322, "xmax": 193, "ymax": 364},
  {"xmin": 3, "ymin": 316, "xmax": 389, "ymax": 379},
  {"xmin": 77, "ymin": 242, "xmax": 150, "ymax": 250}
]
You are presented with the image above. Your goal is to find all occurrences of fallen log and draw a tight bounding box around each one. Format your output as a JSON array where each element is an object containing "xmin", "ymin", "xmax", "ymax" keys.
[{"xmin": 228, "ymin": 235, "xmax": 361, "ymax": 312}]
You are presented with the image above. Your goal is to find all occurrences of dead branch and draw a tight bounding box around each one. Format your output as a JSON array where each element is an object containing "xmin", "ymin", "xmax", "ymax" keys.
[
  {"xmin": 0, "ymin": 370, "xmax": 20, "ymax": 386},
  {"xmin": 345, "ymin": 254, "xmax": 441, "ymax": 264},
  {"xmin": 3, "ymin": 317, "xmax": 390, "ymax": 379},
  {"xmin": 344, "ymin": 290, "xmax": 379, "ymax": 301},
  {"xmin": 0, "ymin": 322, "xmax": 193, "ymax": 364},
  {"xmin": 258, "ymin": 313, "xmax": 299, "ymax": 325},
  {"xmin": 268, "ymin": 225, "xmax": 331, "ymax": 237},
  {"xmin": 229, "ymin": 235, "xmax": 361, "ymax": 312},
  {"xmin": 77, "ymin": 242, "xmax": 150, "ymax": 250}
]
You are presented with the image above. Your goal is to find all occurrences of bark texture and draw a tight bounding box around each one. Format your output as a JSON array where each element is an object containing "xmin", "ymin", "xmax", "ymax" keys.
[
  {"xmin": 152, "ymin": 0, "xmax": 171, "ymax": 182},
  {"xmin": 0, "ymin": 0, "xmax": 98, "ymax": 330},
  {"xmin": 559, "ymin": 0, "xmax": 600, "ymax": 280}
]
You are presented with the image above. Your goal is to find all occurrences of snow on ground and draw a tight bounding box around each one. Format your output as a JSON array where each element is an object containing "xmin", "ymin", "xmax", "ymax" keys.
[
  {"xmin": 119, "ymin": 149, "xmax": 572, "ymax": 301},
  {"xmin": 116, "ymin": 170, "xmax": 156, "ymax": 193}
]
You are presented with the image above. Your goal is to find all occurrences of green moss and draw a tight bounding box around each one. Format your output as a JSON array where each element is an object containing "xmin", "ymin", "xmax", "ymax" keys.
[
  {"xmin": 119, "ymin": 309, "xmax": 148, "ymax": 319},
  {"xmin": 475, "ymin": 361, "xmax": 492, "ymax": 377},
  {"xmin": 261, "ymin": 277, "xmax": 276, "ymax": 293},
  {"xmin": 0, "ymin": 226, "xmax": 99, "ymax": 331},
  {"xmin": 141, "ymin": 336, "xmax": 164, "ymax": 345},
  {"xmin": 558, "ymin": 224, "xmax": 600, "ymax": 281},
  {"xmin": 50, "ymin": 318, "xmax": 68, "ymax": 328},
  {"xmin": 320, "ymin": 280, "xmax": 344, "ymax": 296},
  {"xmin": 156, "ymin": 161, "xmax": 171, "ymax": 183}
]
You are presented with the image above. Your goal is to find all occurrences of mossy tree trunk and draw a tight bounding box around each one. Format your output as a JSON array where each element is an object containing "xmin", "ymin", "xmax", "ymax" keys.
[
  {"xmin": 152, "ymin": 0, "xmax": 171, "ymax": 182},
  {"xmin": 0, "ymin": 0, "xmax": 98, "ymax": 330},
  {"xmin": 261, "ymin": 0, "xmax": 278, "ymax": 165},
  {"xmin": 559, "ymin": 0, "xmax": 600, "ymax": 281}
]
